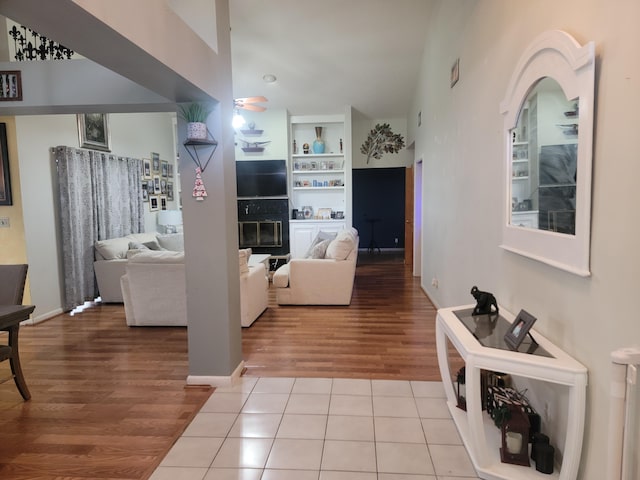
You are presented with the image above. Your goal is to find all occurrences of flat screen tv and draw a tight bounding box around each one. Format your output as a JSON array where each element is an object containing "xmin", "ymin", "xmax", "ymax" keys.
[{"xmin": 236, "ymin": 159, "xmax": 287, "ymax": 198}]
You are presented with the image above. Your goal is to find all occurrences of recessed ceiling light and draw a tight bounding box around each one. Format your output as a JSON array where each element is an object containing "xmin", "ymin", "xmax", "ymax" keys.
[{"xmin": 262, "ymin": 74, "xmax": 277, "ymax": 83}]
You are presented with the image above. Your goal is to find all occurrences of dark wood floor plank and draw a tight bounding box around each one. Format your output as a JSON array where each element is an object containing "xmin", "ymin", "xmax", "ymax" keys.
[{"xmin": 0, "ymin": 257, "xmax": 446, "ymax": 479}]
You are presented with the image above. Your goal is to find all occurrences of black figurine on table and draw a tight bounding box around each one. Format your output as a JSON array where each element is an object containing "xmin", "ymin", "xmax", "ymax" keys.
[{"xmin": 470, "ymin": 286, "xmax": 499, "ymax": 316}]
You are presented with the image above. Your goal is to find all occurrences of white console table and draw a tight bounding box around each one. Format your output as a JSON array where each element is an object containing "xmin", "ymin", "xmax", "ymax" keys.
[{"xmin": 436, "ymin": 305, "xmax": 587, "ymax": 480}]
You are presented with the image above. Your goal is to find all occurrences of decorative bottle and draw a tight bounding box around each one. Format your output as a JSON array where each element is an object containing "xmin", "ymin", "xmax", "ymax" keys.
[{"xmin": 312, "ymin": 126, "xmax": 325, "ymax": 154}]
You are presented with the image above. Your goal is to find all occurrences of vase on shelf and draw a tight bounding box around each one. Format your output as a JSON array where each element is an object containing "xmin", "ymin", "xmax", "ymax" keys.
[{"xmin": 312, "ymin": 126, "xmax": 325, "ymax": 154}]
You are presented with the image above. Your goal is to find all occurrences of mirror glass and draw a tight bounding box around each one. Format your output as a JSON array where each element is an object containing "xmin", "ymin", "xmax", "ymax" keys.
[{"xmin": 510, "ymin": 77, "xmax": 579, "ymax": 235}]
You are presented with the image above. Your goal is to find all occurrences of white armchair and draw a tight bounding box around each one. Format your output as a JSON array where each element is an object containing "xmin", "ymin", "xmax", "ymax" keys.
[{"xmin": 272, "ymin": 228, "xmax": 359, "ymax": 305}]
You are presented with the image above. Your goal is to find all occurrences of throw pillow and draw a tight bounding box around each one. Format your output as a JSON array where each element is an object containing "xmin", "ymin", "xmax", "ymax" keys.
[
  {"xmin": 303, "ymin": 230, "xmax": 338, "ymax": 258},
  {"xmin": 128, "ymin": 241, "xmax": 150, "ymax": 251},
  {"xmin": 143, "ymin": 240, "xmax": 163, "ymax": 250},
  {"xmin": 239, "ymin": 249, "xmax": 250, "ymax": 274},
  {"xmin": 325, "ymin": 229, "xmax": 356, "ymax": 260},
  {"xmin": 306, "ymin": 238, "xmax": 331, "ymax": 259}
]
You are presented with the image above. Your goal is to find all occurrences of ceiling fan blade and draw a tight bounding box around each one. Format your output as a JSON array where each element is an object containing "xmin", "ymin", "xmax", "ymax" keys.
[
  {"xmin": 238, "ymin": 104, "xmax": 266, "ymax": 112},
  {"xmin": 235, "ymin": 96, "xmax": 268, "ymax": 104}
]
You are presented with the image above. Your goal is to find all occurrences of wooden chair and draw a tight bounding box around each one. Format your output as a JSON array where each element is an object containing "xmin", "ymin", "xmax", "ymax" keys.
[{"xmin": 0, "ymin": 264, "xmax": 31, "ymax": 400}]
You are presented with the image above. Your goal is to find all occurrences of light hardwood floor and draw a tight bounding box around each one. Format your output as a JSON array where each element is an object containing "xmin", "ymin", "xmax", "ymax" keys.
[{"xmin": 0, "ymin": 257, "xmax": 445, "ymax": 479}]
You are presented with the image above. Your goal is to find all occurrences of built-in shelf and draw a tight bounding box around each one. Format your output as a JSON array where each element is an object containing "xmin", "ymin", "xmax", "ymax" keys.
[
  {"xmin": 292, "ymin": 169, "xmax": 345, "ymax": 174},
  {"xmin": 292, "ymin": 153, "xmax": 344, "ymax": 158}
]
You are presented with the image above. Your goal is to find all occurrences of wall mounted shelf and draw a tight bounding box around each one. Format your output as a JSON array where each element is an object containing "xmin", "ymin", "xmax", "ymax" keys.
[{"xmin": 183, "ymin": 137, "xmax": 218, "ymax": 173}]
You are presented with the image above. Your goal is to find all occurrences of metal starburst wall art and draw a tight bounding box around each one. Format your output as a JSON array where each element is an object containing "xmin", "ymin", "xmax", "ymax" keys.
[{"xmin": 360, "ymin": 123, "xmax": 405, "ymax": 163}]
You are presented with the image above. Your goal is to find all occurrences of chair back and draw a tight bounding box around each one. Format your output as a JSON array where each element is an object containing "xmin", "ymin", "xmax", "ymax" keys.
[{"xmin": 0, "ymin": 264, "xmax": 28, "ymax": 304}]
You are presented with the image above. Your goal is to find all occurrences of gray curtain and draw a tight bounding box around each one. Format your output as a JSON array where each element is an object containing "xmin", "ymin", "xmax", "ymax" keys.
[{"xmin": 55, "ymin": 146, "xmax": 144, "ymax": 311}]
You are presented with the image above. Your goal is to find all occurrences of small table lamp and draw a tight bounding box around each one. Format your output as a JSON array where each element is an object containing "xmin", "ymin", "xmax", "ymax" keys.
[{"xmin": 157, "ymin": 209, "xmax": 183, "ymax": 233}]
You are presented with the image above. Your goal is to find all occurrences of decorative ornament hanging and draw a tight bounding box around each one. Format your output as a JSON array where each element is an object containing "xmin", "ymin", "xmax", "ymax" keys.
[{"xmin": 192, "ymin": 167, "xmax": 208, "ymax": 201}]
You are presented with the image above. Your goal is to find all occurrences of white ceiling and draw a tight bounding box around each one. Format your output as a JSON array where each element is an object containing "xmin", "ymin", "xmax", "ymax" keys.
[{"xmin": 229, "ymin": 0, "xmax": 434, "ymax": 119}]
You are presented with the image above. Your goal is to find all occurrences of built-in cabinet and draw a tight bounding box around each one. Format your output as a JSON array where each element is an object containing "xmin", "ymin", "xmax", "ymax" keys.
[{"xmin": 288, "ymin": 111, "xmax": 352, "ymax": 257}]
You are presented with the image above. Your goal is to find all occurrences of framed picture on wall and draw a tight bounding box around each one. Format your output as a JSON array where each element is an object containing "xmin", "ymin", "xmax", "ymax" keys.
[
  {"xmin": 149, "ymin": 195, "xmax": 159, "ymax": 211},
  {"xmin": 153, "ymin": 175, "xmax": 161, "ymax": 194},
  {"xmin": 77, "ymin": 113, "xmax": 111, "ymax": 151},
  {"xmin": 161, "ymin": 160, "xmax": 169, "ymax": 178},
  {"xmin": 167, "ymin": 182, "xmax": 174, "ymax": 201},
  {"xmin": 168, "ymin": 164, "xmax": 174, "ymax": 178},
  {"xmin": 0, "ymin": 123, "xmax": 12, "ymax": 206},
  {"xmin": 160, "ymin": 195, "xmax": 167, "ymax": 210},
  {"xmin": 151, "ymin": 152, "xmax": 160, "ymax": 174},
  {"xmin": 142, "ymin": 159, "xmax": 151, "ymax": 179},
  {"xmin": 141, "ymin": 181, "xmax": 149, "ymax": 202}
]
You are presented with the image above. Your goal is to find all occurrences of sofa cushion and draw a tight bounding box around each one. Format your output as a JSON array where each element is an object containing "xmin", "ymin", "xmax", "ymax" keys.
[
  {"xmin": 95, "ymin": 232, "xmax": 160, "ymax": 260},
  {"xmin": 129, "ymin": 251, "xmax": 185, "ymax": 264},
  {"xmin": 325, "ymin": 229, "xmax": 357, "ymax": 260},
  {"xmin": 272, "ymin": 264, "xmax": 290, "ymax": 288},
  {"xmin": 156, "ymin": 233, "xmax": 185, "ymax": 251},
  {"xmin": 95, "ymin": 237, "xmax": 132, "ymax": 260}
]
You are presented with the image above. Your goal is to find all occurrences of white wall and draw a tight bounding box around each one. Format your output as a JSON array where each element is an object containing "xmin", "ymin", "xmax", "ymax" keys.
[
  {"xmin": 16, "ymin": 112, "xmax": 176, "ymax": 320},
  {"xmin": 413, "ymin": 2, "xmax": 640, "ymax": 479}
]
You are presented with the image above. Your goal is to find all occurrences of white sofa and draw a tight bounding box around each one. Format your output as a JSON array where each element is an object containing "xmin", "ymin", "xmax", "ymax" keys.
[
  {"xmin": 94, "ymin": 232, "xmax": 184, "ymax": 303},
  {"xmin": 272, "ymin": 228, "xmax": 359, "ymax": 305},
  {"xmin": 120, "ymin": 248, "xmax": 269, "ymax": 327}
]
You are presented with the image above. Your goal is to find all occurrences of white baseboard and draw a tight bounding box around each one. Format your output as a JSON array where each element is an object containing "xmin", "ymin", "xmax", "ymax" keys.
[
  {"xmin": 186, "ymin": 360, "xmax": 245, "ymax": 387},
  {"xmin": 22, "ymin": 307, "xmax": 64, "ymax": 325}
]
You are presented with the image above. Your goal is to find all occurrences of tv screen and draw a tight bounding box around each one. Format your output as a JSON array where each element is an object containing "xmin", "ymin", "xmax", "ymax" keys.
[{"xmin": 236, "ymin": 160, "xmax": 287, "ymax": 198}]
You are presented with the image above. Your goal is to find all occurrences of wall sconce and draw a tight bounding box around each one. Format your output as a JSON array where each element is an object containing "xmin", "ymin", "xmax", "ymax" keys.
[
  {"xmin": 157, "ymin": 209, "xmax": 183, "ymax": 233},
  {"xmin": 500, "ymin": 405, "xmax": 531, "ymax": 466}
]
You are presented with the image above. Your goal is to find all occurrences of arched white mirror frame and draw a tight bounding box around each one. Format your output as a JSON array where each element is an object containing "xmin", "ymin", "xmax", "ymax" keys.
[{"xmin": 500, "ymin": 30, "xmax": 595, "ymax": 277}]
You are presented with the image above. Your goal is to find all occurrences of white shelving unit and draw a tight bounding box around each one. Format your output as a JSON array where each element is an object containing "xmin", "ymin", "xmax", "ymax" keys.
[
  {"xmin": 288, "ymin": 111, "xmax": 352, "ymax": 257},
  {"xmin": 436, "ymin": 305, "xmax": 587, "ymax": 480}
]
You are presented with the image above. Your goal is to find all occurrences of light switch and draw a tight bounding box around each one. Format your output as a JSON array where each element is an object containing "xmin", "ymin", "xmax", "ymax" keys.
[{"xmin": 0, "ymin": 217, "xmax": 10, "ymax": 227}]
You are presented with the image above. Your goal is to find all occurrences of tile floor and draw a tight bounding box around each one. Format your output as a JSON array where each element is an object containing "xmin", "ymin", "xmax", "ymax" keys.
[{"xmin": 150, "ymin": 377, "xmax": 481, "ymax": 480}]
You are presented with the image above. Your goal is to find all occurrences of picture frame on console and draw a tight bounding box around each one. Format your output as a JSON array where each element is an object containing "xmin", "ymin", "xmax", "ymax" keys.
[
  {"xmin": 504, "ymin": 309, "xmax": 537, "ymax": 350},
  {"xmin": 77, "ymin": 113, "xmax": 111, "ymax": 151}
]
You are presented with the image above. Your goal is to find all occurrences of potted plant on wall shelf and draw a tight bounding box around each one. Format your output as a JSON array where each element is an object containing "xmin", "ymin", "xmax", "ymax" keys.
[{"xmin": 178, "ymin": 102, "xmax": 212, "ymax": 140}]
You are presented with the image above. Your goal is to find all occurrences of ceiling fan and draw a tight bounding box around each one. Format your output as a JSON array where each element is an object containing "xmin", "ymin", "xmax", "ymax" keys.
[{"xmin": 234, "ymin": 96, "xmax": 268, "ymax": 112}]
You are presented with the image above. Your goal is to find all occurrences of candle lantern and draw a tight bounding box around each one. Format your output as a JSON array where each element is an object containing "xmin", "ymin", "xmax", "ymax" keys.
[
  {"xmin": 500, "ymin": 405, "xmax": 531, "ymax": 466},
  {"xmin": 455, "ymin": 367, "xmax": 466, "ymax": 410}
]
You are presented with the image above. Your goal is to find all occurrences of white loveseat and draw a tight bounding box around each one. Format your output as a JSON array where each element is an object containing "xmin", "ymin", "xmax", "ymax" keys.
[
  {"xmin": 94, "ymin": 232, "xmax": 184, "ymax": 303},
  {"xmin": 272, "ymin": 228, "xmax": 359, "ymax": 305},
  {"xmin": 120, "ymin": 248, "xmax": 269, "ymax": 327}
]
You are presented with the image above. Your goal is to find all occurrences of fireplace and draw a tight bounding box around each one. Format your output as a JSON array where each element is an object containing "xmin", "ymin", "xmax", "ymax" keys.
[{"xmin": 237, "ymin": 199, "xmax": 289, "ymax": 256}]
